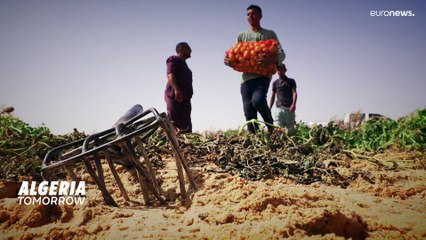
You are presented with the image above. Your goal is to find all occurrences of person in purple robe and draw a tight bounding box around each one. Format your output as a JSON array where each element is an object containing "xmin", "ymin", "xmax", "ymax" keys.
[{"xmin": 164, "ymin": 42, "xmax": 193, "ymax": 133}]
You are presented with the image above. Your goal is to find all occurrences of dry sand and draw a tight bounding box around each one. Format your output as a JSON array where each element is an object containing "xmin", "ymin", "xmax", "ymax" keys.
[{"xmin": 0, "ymin": 158, "xmax": 425, "ymax": 240}]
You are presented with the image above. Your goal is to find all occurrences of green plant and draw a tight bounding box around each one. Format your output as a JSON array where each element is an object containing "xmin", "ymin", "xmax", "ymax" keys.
[{"xmin": 0, "ymin": 115, "xmax": 86, "ymax": 180}]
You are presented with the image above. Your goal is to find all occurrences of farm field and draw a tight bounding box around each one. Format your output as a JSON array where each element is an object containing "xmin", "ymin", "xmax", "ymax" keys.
[{"xmin": 0, "ymin": 109, "xmax": 425, "ymax": 239}]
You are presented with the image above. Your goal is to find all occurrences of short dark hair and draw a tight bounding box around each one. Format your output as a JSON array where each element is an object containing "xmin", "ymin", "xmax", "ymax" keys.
[
  {"xmin": 247, "ymin": 5, "xmax": 262, "ymax": 16},
  {"xmin": 277, "ymin": 64, "xmax": 287, "ymax": 70},
  {"xmin": 176, "ymin": 42, "xmax": 189, "ymax": 53}
]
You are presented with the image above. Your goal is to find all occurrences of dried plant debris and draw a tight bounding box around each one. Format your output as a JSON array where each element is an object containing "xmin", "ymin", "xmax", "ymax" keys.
[
  {"xmin": 1, "ymin": 108, "xmax": 425, "ymax": 186},
  {"xmin": 147, "ymin": 109, "xmax": 425, "ymax": 186}
]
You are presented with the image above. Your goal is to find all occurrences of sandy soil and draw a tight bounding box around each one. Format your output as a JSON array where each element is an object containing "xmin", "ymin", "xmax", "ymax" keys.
[{"xmin": 0, "ymin": 157, "xmax": 425, "ymax": 240}]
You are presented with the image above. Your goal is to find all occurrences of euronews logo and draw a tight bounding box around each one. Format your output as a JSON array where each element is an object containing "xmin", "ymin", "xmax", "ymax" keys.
[
  {"xmin": 18, "ymin": 181, "xmax": 86, "ymax": 205},
  {"xmin": 370, "ymin": 10, "xmax": 415, "ymax": 17}
]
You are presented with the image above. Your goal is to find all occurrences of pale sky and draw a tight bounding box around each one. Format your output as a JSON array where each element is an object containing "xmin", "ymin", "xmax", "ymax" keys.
[{"xmin": 1, "ymin": 0, "xmax": 425, "ymax": 134}]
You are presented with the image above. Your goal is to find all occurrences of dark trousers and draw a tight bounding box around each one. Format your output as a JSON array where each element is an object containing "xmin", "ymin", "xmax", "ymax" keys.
[
  {"xmin": 240, "ymin": 76, "xmax": 274, "ymax": 133},
  {"xmin": 164, "ymin": 95, "xmax": 192, "ymax": 133}
]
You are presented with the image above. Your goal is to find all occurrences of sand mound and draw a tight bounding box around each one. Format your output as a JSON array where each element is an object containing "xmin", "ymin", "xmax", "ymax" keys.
[{"xmin": 1, "ymin": 157, "xmax": 425, "ymax": 239}]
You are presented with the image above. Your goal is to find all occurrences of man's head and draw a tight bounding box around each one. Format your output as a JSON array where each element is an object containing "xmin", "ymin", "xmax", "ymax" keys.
[
  {"xmin": 247, "ymin": 5, "xmax": 262, "ymax": 30},
  {"xmin": 277, "ymin": 64, "xmax": 287, "ymax": 78},
  {"xmin": 176, "ymin": 42, "xmax": 192, "ymax": 59}
]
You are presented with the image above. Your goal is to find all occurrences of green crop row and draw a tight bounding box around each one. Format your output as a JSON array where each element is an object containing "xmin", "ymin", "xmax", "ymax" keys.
[
  {"xmin": 0, "ymin": 115, "xmax": 86, "ymax": 180},
  {"xmin": 0, "ymin": 108, "xmax": 424, "ymax": 182}
]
